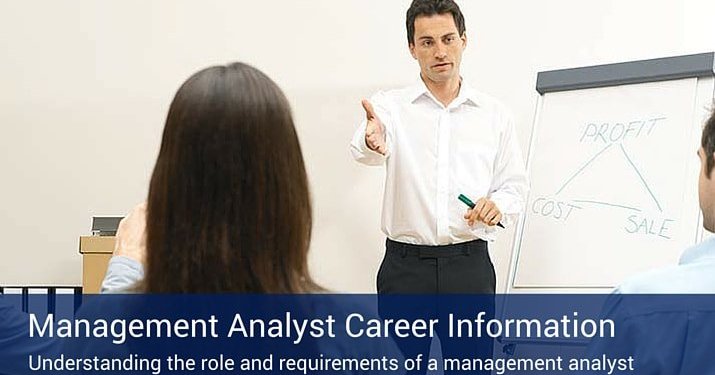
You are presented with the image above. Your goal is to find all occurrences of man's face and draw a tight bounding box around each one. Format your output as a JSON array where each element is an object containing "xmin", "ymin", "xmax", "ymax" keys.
[
  {"xmin": 409, "ymin": 13, "xmax": 466, "ymax": 85},
  {"xmin": 698, "ymin": 147, "xmax": 715, "ymax": 231}
]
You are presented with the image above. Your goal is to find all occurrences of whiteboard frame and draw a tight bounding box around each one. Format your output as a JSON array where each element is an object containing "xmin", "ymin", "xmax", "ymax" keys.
[{"xmin": 507, "ymin": 53, "xmax": 715, "ymax": 294}]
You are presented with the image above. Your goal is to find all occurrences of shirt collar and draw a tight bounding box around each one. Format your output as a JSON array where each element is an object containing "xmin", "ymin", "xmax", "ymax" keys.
[
  {"xmin": 408, "ymin": 76, "xmax": 481, "ymax": 108},
  {"xmin": 679, "ymin": 236, "xmax": 715, "ymax": 265}
]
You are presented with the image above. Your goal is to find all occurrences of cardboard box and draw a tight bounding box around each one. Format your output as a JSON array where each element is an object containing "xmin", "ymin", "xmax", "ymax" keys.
[{"xmin": 78, "ymin": 236, "xmax": 115, "ymax": 293}]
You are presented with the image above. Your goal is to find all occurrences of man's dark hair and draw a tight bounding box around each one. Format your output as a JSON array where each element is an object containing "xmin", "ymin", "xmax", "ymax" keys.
[
  {"xmin": 406, "ymin": 0, "xmax": 466, "ymax": 45},
  {"xmin": 702, "ymin": 105, "xmax": 715, "ymax": 177}
]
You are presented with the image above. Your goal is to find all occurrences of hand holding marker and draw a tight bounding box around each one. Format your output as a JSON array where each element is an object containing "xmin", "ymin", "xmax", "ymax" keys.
[{"xmin": 459, "ymin": 194, "xmax": 505, "ymax": 228}]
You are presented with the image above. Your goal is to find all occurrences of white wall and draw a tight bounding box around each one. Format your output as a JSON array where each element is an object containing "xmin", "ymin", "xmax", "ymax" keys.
[{"xmin": 1, "ymin": 0, "xmax": 713, "ymax": 290}]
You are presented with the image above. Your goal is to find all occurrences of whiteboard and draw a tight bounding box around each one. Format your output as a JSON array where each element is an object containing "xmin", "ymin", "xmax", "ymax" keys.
[{"xmin": 509, "ymin": 54, "xmax": 715, "ymax": 291}]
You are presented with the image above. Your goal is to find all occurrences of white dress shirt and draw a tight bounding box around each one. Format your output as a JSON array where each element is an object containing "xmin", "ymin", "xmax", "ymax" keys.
[{"xmin": 351, "ymin": 78, "xmax": 528, "ymax": 245}]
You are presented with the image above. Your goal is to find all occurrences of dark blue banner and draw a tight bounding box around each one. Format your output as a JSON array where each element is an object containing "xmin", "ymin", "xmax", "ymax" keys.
[{"xmin": 1, "ymin": 294, "xmax": 714, "ymax": 374}]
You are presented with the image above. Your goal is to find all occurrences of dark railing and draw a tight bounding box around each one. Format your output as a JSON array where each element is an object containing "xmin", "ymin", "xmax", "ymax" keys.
[{"xmin": 0, "ymin": 286, "xmax": 83, "ymax": 314}]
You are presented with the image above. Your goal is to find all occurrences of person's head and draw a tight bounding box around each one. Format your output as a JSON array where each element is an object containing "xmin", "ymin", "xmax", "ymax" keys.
[
  {"xmin": 144, "ymin": 62, "xmax": 316, "ymax": 293},
  {"xmin": 406, "ymin": 0, "xmax": 467, "ymax": 85},
  {"xmin": 699, "ymin": 106, "xmax": 715, "ymax": 231}
]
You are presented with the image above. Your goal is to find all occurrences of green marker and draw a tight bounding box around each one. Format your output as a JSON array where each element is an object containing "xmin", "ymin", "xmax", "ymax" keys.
[{"xmin": 458, "ymin": 194, "xmax": 505, "ymax": 228}]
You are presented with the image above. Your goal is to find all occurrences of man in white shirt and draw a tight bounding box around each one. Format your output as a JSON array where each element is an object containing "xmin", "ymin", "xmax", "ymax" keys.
[
  {"xmin": 350, "ymin": 2, "xmax": 527, "ymax": 371},
  {"xmin": 350, "ymin": 0, "xmax": 528, "ymax": 296}
]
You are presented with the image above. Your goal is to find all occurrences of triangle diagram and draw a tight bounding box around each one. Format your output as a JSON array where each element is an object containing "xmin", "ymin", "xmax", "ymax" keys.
[{"xmin": 554, "ymin": 143, "xmax": 663, "ymax": 213}]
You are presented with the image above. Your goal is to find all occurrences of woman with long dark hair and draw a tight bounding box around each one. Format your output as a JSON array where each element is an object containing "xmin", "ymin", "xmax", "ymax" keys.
[
  {"xmin": 79, "ymin": 64, "xmax": 402, "ymax": 373},
  {"xmin": 101, "ymin": 62, "xmax": 318, "ymax": 293}
]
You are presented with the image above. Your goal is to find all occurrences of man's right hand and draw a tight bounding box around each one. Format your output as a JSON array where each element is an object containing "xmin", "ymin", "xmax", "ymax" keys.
[{"xmin": 362, "ymin": 99, "xmax": 387, "ymax": 155}]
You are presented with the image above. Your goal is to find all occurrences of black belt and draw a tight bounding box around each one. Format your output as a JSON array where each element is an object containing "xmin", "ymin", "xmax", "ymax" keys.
[{"xmin": 386, "ymin": 238, "xmax": 487, "ymax": 258}]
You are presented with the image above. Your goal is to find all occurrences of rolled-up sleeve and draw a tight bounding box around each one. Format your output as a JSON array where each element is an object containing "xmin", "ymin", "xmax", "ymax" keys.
[{"xmin": 489, "ymin": 110, "xmax": 529, "ymax": 227}]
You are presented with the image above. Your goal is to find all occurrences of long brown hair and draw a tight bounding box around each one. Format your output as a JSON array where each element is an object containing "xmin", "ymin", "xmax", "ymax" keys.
[{"xmin": 144, "ymin": 62, "xmax": 317, "ymax": 293}]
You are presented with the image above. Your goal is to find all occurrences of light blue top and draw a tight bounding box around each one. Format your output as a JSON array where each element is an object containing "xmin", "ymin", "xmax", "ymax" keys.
[
  {"xmin": 583, "ymin": 237, "xmax": 715, "ymax": 374},
  {"xmin": 100, "ymin": 255, "xmax": 144, "ymax": 293},
  {"xmin": 615, "ymin": 236, "xmax": 715, "ymax": 293}
]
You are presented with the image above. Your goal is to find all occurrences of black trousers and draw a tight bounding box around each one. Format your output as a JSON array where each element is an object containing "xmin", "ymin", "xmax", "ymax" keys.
[
  {"xmin": 377, "ymin": 238, "xmax": 495, "ymax": 375},
  {"xmin": 377, "ymin": 238, "xmax": 496, "ymax": 294}
]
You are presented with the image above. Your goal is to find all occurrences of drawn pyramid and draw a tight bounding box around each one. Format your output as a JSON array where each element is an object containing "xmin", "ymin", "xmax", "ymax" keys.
[{"xmin": 554, "ymin": 143, "xmax": 662, "ymax": 213}]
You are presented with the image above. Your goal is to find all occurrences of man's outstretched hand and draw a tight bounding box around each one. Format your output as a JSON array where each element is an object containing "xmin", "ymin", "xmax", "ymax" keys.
[{"xmin": 362, "ymin": 99, "xmax": 387, "ymax": 155}]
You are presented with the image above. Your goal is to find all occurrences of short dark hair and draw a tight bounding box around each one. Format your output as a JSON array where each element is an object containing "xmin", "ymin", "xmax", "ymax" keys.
[
  {"xmin": 145, "ymin": 62, "xmax": 317, "ymax": 293},
  {"xmin": 406, "ymin": 0, "xmax": 466, "ymax": 45},
  {"xmin": 701, "ymin": 105, "xmax": 715, "ymax": 178}
]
